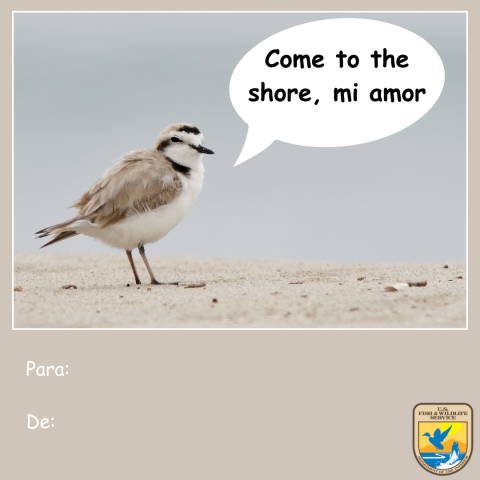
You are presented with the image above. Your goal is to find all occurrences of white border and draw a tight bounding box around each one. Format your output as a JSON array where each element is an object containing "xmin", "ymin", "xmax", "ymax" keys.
[{"xmin": 12, "ymin": 11, "xmax": 468, "ymax": 331}]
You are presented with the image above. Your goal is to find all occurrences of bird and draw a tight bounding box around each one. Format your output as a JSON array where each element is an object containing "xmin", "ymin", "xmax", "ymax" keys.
[
  {"xmin": 423, "ymin": 424, "xmax": 453, "ymax": 450},
  {"xmin": 35, "ymin": 123, "xmax": 214, "ymax": 285}
]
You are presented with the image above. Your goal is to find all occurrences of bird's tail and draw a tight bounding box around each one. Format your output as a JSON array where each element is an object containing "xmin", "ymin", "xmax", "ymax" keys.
[{"xmin": 35, "ymin": 219, "xmax": 80, "ymax": 248}]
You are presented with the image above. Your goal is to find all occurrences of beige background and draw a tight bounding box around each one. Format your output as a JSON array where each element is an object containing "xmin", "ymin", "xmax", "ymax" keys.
[{"xmin": 4, "ymin": 1, "xmax": 478, "ymax": 480}]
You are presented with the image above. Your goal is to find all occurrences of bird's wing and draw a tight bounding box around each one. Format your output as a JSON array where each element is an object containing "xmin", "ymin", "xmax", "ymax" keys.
[
  {"xmin": 433, "ymin": 428, "xmax": 442, "ymax": 439},
  {"xmin": 70, "ymin": 150, "xmax": 182, "ymax": 228},
  {"xmin": 440, "ymin": 425, "xmax": 453, "ymax": 441}
]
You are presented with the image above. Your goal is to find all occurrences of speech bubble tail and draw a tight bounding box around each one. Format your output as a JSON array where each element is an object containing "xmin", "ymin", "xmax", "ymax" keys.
[{"xmin": 234, "ymin": 129, "xmax": 274, "ymax": 166}]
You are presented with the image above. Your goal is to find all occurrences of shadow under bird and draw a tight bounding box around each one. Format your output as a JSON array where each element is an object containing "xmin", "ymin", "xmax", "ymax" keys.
[
  {"xmin": 35, "ymin": 123, "xmax": 214, "ymax": 285},
  {"xmin": 423, "ymin": 424, "xmax": 453, "ymax": 451}
]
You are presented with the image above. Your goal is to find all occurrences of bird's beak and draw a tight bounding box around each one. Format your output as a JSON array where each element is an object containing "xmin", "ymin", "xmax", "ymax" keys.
[{"xmin": 197, "ymin": 145, "xmax": 215, "ymax": 155}]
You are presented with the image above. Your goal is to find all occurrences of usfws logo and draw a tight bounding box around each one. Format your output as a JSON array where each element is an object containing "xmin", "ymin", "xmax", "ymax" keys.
[{"xmin": 413, "ymin": 404, "xmax": 473, "ymax": 475}]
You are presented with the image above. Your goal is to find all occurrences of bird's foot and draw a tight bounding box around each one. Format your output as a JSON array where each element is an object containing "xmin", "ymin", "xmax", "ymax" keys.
[{"xmin": 151, "ymin": 279, "xmax": 179, "ymax": 286}]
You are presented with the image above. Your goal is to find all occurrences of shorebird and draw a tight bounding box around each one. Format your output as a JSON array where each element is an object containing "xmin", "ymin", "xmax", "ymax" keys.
[{"xmin": 36, "ymin": 123, "xmax": 214, "ymax": 285}]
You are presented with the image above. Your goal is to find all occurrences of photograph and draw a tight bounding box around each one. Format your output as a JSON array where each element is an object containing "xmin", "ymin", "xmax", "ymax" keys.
[{"xmin": 13, "ymin": 12, "xmax": 466, "ymax": 328}]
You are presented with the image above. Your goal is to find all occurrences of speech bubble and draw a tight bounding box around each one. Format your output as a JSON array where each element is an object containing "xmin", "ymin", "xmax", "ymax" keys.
[{"xmin": 230, "ymin": 18, "xmax": 445, "ymax": 165}]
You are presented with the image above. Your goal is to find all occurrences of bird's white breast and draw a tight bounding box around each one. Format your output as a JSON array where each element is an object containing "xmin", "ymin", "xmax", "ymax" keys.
[{"xmin": 80, "ymin": 167, "xmax": 204, "ymax": 251}]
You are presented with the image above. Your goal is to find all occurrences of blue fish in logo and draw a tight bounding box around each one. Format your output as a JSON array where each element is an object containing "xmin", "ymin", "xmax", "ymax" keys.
[{"xmin": 423, "ymin": 424, "xmax": 453, "ymax": 450}]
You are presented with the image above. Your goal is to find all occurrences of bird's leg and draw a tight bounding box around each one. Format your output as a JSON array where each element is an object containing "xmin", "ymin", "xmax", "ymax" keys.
[
  {"xmin": 138, "ymin": 245, "xmax": 179, "ymax": 285},
  {"xmin": 126, "ymin": 250, "xmax": 141, "ymax": 285}
]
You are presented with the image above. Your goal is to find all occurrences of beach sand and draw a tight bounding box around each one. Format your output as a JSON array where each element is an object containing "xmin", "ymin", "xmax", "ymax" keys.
[{"xmin": 13, "ymin": 253, "xmax": 466, "ymax": 328}]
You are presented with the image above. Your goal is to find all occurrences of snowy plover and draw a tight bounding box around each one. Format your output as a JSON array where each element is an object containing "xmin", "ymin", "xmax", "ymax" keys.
[{"xmin": 36, "ymin": 123, "xmax": 214, "ymax": 285}]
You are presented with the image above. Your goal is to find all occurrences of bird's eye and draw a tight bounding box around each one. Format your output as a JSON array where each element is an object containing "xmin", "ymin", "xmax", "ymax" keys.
[{"xmin": 171, "ymin": 137, "xmax": 181, "ymax": 143}]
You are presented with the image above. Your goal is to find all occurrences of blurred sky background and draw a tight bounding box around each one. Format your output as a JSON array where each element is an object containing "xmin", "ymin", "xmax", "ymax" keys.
[{"xmin": 14, "ymin": 12, "xmax": 466, "ymax": 263}]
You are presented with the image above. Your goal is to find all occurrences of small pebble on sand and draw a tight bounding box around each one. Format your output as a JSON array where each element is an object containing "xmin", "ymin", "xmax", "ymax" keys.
[{"xmin": 185, "ymin": 283, "xmax": 206, "ymax": 289}]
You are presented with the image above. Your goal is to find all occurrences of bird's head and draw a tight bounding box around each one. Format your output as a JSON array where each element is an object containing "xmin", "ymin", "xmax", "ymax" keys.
[
  {"xmin": 155, "ymin": 123, "xmax": 214, "ymax": 169},
  {"xmin": 423, "ymin": 433, "xmax": 431, "ymax": 438}
]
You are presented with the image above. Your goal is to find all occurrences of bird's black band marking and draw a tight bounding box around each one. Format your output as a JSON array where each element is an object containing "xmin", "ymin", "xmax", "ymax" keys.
[
  {"xmin": 178, "ymin": 125, "xmax": 201, "ymax": 135},
  {"xmin": 166, "ymin": 157, "xmax": 191, "ymax": 177},
  {"xmin": 156, "ymin": 139, "xmax": 170, "ymax": 151}
]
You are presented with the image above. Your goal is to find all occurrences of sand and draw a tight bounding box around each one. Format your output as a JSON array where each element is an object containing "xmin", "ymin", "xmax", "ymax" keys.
[{"xmin": 13, "ymin": 253, "xmax": 466, "ymax": 328}]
